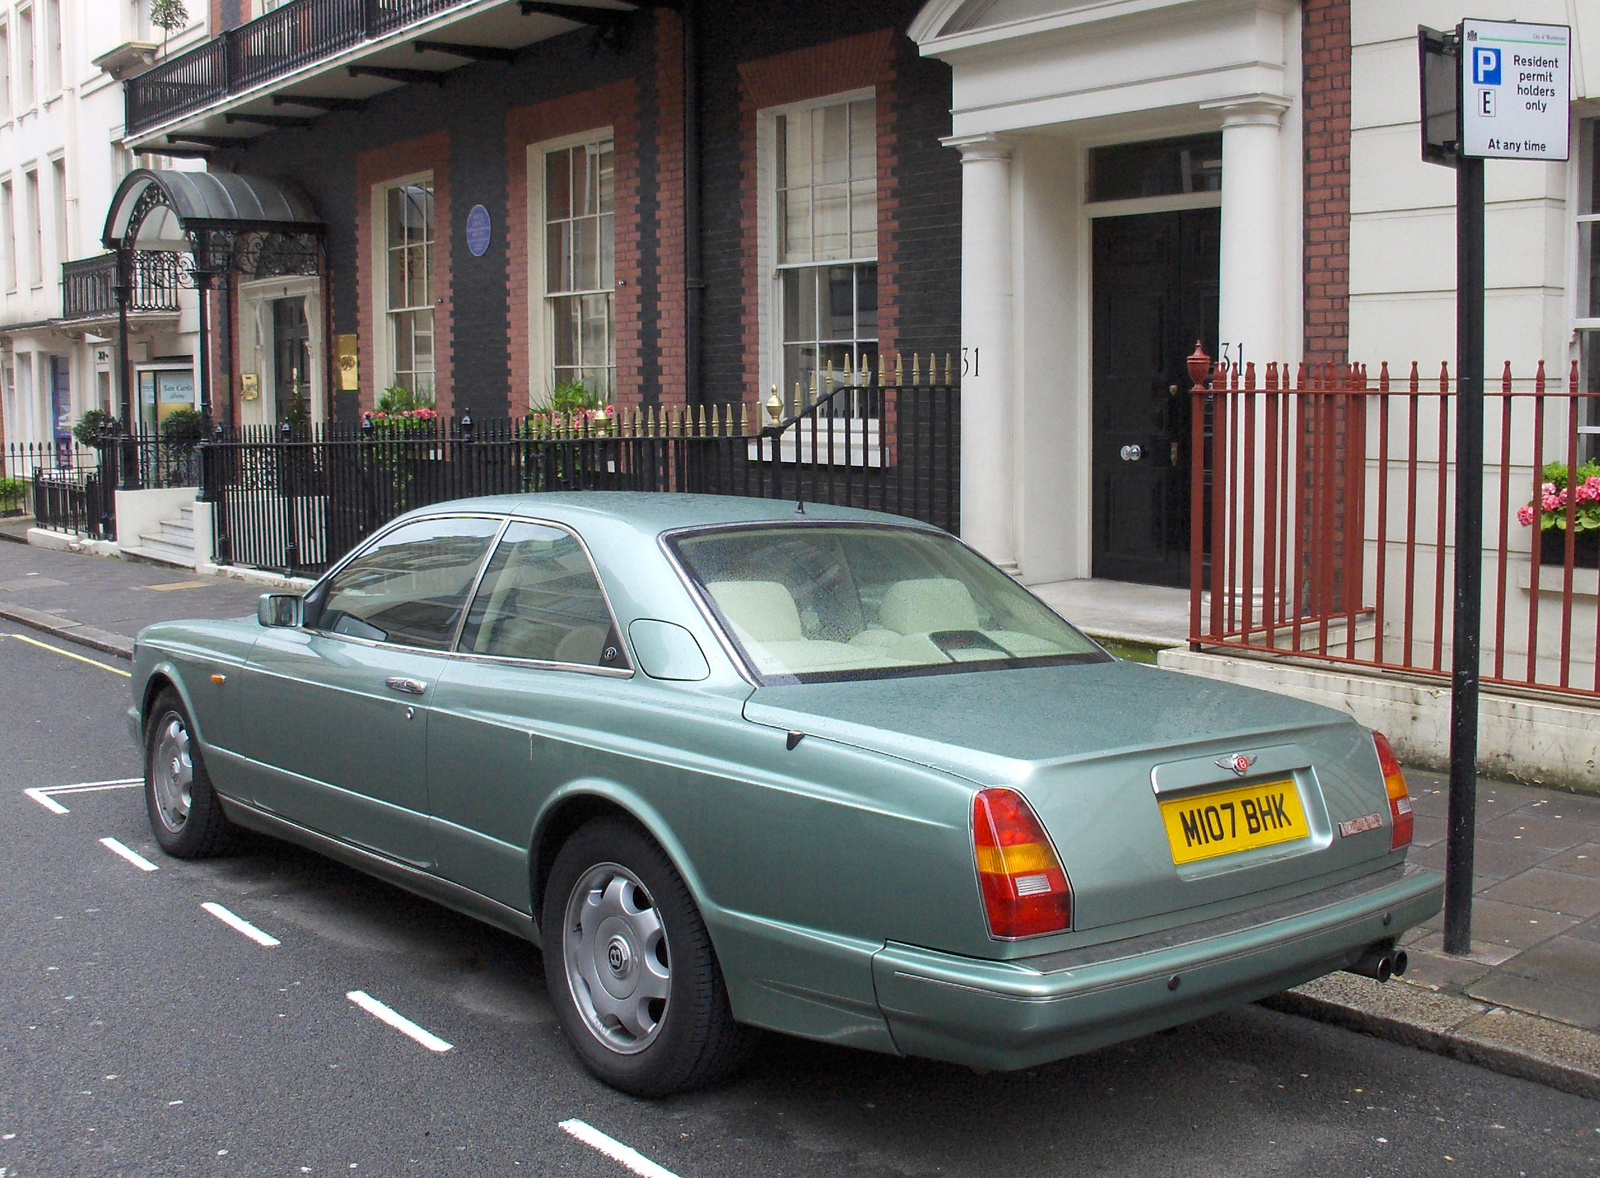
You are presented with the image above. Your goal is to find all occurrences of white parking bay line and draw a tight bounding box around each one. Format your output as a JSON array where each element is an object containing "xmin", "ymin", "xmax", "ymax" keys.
[
  {"xmin": 345, "ymin": 991, "xmax": 452, "ymax": 1053},
  {"xmin": 23, "ymin": 789, "xmax": 69, "ymax": 815},
  {"xmin": 99, "ymin": 837, "xmax": 159, "ymax": 872},
  {"xmin": 201, "ymin": 902, "xmax": 280, "ymax": 947},
  {"xmin": 24, "ymin": 778, "xmax": 142, "ymax": 814},
  {"xmin": 560, "ymin": 1120, "xmax": 682, "ymax": 1178}
]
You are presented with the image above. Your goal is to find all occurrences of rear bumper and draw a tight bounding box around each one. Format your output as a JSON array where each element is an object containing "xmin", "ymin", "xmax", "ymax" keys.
[{"xmin": 871, "ymin": 863, "xmax": 1443, "ymax": 1070}]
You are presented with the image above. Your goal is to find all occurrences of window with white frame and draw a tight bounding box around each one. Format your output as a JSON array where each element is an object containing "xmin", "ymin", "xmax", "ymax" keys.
[
  {"xmin": 1574, "ymin": 119, "xmax": 1600, "ymax": 464},
  {"xmin": 23, "ymin": 167, "xmax": 41, "ymax": 287},
  {"xmin": 382, "ymin": 178, "xmax": 435, "ymax": 401},
  {"xmin": 16, "ymin": 6, "xmax": 32, "ymax": 110},
  {"xmin": 0, "ymin": 180, "xmax": 12, "ymax": 292},
  {"xmin": 0, "ymin": 21, "xmax": 11, "ymax": 122},
  {"xmin": 42, "ymin": 0, "xmax": 58, "ymax": 95},
  {"xmin": 50, "ymin": 157, "xmax": 65, "ymax": 266},
  {"xmin": 774, "ymin": 95, "xmax": 877, "ymax": 416},
  {"xmin": 541, "ymin": 136, "xmax": 614, "ymax": 400}
]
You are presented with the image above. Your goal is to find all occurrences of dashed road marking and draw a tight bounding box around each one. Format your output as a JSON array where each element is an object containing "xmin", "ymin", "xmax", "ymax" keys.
[
  {"xmin": 560, "ymin": 1119, "xmax": 682, "ymax": 1178},
  {"xmin": 99, "ymin": 837, "xmax": 159, "ymax": 872},
  {"xmin": 202, "ymin": 902, "xmax": 280, "ymax": 947},
  {"xmin": 345, "ymin": 991, "xmax": 452, "ymax": 1053},
  {"xmin": 24, "ymin": 778, "xmax": 142, "ymax": 814},
  {"xmin": 0, "ymin": 632, "xmax": 131, "ymax": 677}
]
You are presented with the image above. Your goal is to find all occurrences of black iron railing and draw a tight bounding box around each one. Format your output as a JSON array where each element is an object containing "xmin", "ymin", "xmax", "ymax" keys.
[
  {"xmin": 61, "ymin": 253, "xmax": 181, "ymax": 319},
  {"xmin": 199, "ymin": 372, "xmax": 960, "ymax": 576},
  {"xmin": 4, "ymin": 442, "xmax": 114, "ymax": 538},
  {"xmin": 126, "ymin": 0, "xmax": 479, "ymax": 135}
]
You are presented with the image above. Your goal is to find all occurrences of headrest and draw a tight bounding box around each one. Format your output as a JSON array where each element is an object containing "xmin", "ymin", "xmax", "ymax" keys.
[
  {"xmin": 708, "ymin": 580, "xmax": 803, "ymax": 643},
  {"xmin": 880, "ymin": 577, "xmax": 979, "ymax": 635}
]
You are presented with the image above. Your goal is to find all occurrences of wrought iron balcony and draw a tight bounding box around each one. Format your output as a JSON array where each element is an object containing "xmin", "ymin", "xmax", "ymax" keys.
[
  {"xmin": 60, "ymin": 253, "xmax": 180, "ymax": 321},
  {"xmin": 125, "ymin": 0, "xmax": 478, "ymax": 136}
]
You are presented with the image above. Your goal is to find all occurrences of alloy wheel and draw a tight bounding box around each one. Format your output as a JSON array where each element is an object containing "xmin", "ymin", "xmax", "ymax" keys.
[{"xmin": 150, "ymin": 711, "xmax": 194, "ymax": 833}]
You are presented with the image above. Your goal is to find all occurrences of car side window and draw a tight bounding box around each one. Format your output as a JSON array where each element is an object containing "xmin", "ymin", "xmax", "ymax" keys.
[
  {"xmin": 313, "ymin": 517, "xmax": 503, "ymax": 651},
  {"xmin": 457, "ymin": 522, "xmax": 627, "ymax": 668}
]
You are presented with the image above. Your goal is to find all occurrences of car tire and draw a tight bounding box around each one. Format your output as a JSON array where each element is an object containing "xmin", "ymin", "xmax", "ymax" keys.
[
  {"xmin": 543, "ymin": 817, "xmax": 751, "ymax": 1097},
  {"xmin": 143, "ymin": 688, "xmax": 238, "ymax": 859}
]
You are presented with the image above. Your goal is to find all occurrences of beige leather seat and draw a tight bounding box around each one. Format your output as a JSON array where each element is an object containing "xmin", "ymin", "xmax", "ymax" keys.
[
  {"xmin": 707, "ymin": 580, "xmax": 890, "ymax": 674},
  {"xmin": 880, "ymin": 578, "xmax": 980, "ymax": 634}
]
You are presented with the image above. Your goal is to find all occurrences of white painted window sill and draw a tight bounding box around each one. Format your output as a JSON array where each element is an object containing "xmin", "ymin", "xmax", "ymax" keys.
[{"xmin": 1517, "ymin": 560, "xmax": 1599, "ymax": 597}]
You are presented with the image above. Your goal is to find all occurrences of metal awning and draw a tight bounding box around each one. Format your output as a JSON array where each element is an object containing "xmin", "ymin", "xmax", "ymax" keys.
[{"xmin": 103, "ymin": 169, "xmax": 323, "ymax": 252}]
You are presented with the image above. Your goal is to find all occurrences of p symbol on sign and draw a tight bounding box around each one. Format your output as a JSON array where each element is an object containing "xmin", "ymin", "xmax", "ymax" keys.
[{"xmin": 1473, "ymin": 46, "xmax": 1501, "ymax": 86}]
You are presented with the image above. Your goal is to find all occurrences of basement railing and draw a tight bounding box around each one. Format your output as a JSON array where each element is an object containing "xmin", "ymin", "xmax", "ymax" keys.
[{"xmin": 1189, "ymin": 349, "xmax": 1600, "ymax": 700}]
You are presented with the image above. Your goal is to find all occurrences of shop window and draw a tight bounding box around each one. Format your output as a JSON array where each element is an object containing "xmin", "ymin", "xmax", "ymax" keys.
[{"xmin": 383, "ymin": 178, "xmax": 435, "ymax": 402}]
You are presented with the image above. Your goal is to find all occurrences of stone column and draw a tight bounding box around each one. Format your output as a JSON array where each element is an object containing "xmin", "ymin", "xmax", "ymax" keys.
[
  {"xmin": 1206, "ymin": 95, "xmax": 1292, "ymax": 368},
  {"xmin": 946, "ymin": 134, "xmax": 1017, "ymax": 571}
]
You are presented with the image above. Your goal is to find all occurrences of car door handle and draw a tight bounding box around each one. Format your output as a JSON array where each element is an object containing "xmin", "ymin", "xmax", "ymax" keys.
[{"xmin": 385, "ymin": 677, "xmax": 428, "ymax": 696}]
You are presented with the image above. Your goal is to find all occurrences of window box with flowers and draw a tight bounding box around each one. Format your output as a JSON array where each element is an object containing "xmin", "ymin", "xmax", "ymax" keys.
[{"xmin": 1517, "ymin": 461, "xmax": 1600, "ymax": 566}]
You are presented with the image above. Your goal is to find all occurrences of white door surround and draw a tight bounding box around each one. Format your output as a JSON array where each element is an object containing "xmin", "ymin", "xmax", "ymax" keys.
[
  {"xmin": 236, "ymin": 275, "xmax": 325, "ymax": 429},
  {"xmin": 912, "ymin": 0, "xmax": 1304, "ymax": 585}
]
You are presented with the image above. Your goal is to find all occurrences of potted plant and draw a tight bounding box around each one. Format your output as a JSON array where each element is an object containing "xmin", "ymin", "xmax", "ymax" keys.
[
  {"xmin": 73, "ymin": 409, "xmax": 118, "ymax": 451},
  {"xmin": 524, "ymin": 379, "xmax": 615, "ymax": 437},
  {"xmin": 0, "ymin": 475, "xmax": 25, "ymax": 517},
  {"xmin": 1517, "ymin": 459, "xmax": 1600, "ymax": 566}
]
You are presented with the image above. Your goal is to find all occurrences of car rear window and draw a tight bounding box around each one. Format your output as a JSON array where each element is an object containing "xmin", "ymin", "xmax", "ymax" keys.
[{"xmin": 668, "ymin": 523, "xmax": 1109, "ymax": 683}]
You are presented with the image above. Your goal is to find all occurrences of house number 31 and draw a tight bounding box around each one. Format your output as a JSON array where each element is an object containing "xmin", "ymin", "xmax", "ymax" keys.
[{"xmin": 961, "ymin": 347, "xmax": 980, "ymax": 378}]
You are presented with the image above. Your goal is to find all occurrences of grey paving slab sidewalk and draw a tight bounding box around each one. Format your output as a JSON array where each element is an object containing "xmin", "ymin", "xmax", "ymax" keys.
[
  {"xmin": 0, "ymin": 533, "xmax": 267, "ymax": 655},
  {"xmin": 1, "ymin": 534, "xmax": 1597, "ymax": 1100}
]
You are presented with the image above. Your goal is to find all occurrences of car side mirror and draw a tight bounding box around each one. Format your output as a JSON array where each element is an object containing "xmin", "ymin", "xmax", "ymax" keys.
[{"xmin": 257, "ymin": 593, "xmax": 304, "ymax": 628}]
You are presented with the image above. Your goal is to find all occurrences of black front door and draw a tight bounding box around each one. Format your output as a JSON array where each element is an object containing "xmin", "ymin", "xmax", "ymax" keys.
[
  {"xmin": 273, "ymin": 298, "xmax": 311, "ymax": 426},
  {"xmin": 1091, "ymin": 208, "xmax": 1220, "ymax": 587}
]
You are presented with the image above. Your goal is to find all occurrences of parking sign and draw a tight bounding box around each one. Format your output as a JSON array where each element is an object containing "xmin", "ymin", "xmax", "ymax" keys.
[{"xmin": 1460, "ymin": 19, "xmax": 1569, "ymax": 161}]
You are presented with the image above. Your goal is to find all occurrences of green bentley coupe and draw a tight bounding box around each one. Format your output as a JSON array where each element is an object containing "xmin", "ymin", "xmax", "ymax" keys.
[{"xmin": 128, "ymin": 493, "xmax": 1442, "ymax": 1095}]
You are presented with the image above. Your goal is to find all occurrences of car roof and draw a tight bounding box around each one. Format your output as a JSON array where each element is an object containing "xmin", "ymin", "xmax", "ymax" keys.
[{"xmin": 396, "ymin": 491, "xmax": 939, "ymax": 537}]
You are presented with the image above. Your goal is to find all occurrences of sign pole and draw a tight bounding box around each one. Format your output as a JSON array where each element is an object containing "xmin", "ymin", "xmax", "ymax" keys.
[
  {"xmin": 1445, "ymin": 149, "xmax": 1484, "ymax": 956},
  {"xmin": 1426, "ymin": 17, "xmax": 1568, "ymax": 956}
]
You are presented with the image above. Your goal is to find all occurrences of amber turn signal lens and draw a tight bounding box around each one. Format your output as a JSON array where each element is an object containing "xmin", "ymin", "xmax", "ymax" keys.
[
  {"xmin": 972, "ymin": 788, "xmax": 1073, "ymax": 939},
  {"xmin": 1373, "ymin": 732, "xmax": 1413, "ymax": 851}
]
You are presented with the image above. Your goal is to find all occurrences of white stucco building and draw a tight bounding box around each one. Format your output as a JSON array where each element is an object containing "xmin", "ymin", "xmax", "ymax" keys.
[{"xmin": 0, "ymin": 0, "xmax": 205, "ymax": 458}]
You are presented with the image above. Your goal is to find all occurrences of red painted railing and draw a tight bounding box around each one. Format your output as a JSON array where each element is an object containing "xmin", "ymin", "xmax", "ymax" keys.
[{"xmin": 1188, "ymin": 348, "xmax": 1600, "ymax": 699}]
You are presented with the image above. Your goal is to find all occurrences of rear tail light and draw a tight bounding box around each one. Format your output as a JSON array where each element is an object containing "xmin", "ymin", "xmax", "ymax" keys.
[
  {"xmin": 1373, "ymin": 732, "xmax": 1413, "ymax": 851},
  {"xmin": 972, "ymin": 788, "xmax": 1073, "ymax": 938}
]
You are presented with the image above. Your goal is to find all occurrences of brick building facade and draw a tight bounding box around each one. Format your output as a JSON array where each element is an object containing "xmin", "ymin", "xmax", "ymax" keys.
[{"xmin": 105, "ymin": 0, "xmax": 1389, "ymax": 590}]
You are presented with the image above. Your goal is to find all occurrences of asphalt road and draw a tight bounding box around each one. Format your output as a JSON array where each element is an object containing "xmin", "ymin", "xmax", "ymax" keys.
[{"xmin": 1, "ymin": 632, "xmax": 1597, "ymax": 1178}]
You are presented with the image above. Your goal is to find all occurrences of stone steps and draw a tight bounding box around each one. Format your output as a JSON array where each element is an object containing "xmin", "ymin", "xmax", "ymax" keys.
[{"xmin": 126, "ymin": 504, "xmax": 197, "ymax": 568}]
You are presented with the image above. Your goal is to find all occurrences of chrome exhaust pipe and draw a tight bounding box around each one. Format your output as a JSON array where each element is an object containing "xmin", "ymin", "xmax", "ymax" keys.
[{"xmin": 1345, "ymin": 942, "xmax": 1402, "ymax": 983}]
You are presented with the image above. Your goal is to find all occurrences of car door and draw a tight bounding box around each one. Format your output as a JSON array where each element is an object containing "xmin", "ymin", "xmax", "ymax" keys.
[
  {"xmin": 239, "ymin": 514, "xmax": 504, "ymax": 867},
  {"xmin": 426, "ymin": 520, "xmax": 632, "ymax": 910}
]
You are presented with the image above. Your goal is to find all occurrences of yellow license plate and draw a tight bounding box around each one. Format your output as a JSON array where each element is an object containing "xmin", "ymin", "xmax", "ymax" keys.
[{"xmin": 1160, "ymin": 780, "xmax": 1309, "ymax": 865}]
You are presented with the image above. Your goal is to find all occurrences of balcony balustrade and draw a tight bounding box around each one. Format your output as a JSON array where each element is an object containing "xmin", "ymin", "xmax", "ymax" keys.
[
  {"xmin": 60, "ymin": 253, "xmax": 180, "ymax": 320},
  {"xmin": 125, "ymin": 0, "xmax": 476, "ymax": 136}
]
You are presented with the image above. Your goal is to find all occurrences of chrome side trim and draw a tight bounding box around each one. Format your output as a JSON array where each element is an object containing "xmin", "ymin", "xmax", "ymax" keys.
[{"xmin": 216, "ymin": 796, "xmax": 541, "ymax": 949}]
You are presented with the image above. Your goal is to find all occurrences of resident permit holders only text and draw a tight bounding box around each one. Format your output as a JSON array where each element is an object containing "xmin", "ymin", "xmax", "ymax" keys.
[{"xmin": 1461, "ymin": 18, "xmax": 1570, "ymax": 161}]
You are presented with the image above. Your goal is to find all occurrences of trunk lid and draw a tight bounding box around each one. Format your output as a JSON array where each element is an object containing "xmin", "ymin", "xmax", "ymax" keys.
[{"xmin": 743, "ymin": 661, "xmax": 1398, "ymax": 932}]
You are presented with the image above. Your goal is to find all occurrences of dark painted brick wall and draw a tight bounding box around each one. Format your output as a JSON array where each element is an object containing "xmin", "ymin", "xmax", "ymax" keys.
[{"xmin": 213, "ymin": 3, "xmax": 956, "ymax": 421}]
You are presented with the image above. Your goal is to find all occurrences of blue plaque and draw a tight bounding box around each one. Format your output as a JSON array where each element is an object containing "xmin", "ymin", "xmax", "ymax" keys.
[{"xmin": 466, "ymin": 204, "xmax": 492, "ymax": 257}]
